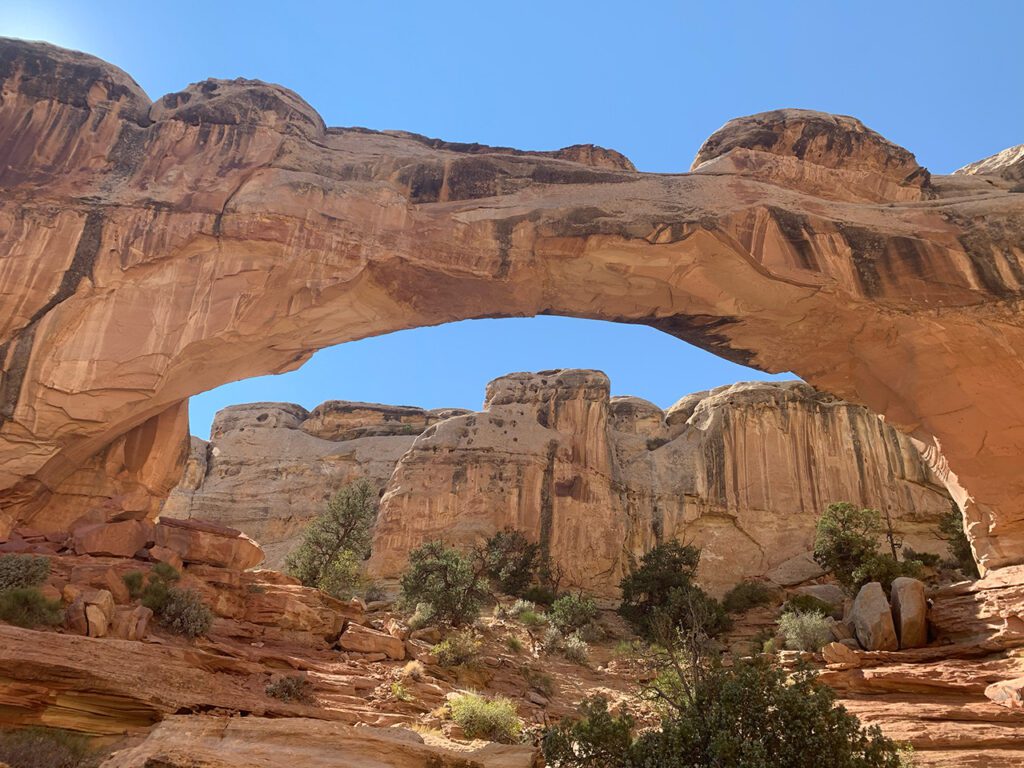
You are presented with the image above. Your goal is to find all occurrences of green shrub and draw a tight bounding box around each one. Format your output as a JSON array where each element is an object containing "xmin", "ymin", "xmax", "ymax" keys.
[
  {"xmin": 549, "ymin": 593, "xmax": 598, "ymax": 634},
  {"xmin": 448, "ymin": 692, "xmax": 523, "ymax": 743},
  {"xmin": 407, "ymin": 601, "xmax": 436, "ymax": 630},
  {"xmin": 476, "ymin": 528, "xmax": 539, "ymax": 597},
  {"xmin": 122, "ymin": 570, "xmax": 144, "ymax": 599},
  {"xmin": 0, "ymin": 726, "xmax": 96, "ymax": 768},
  {"xmin": 505, "ymin": 635, "xmax": 524, "ymax": 653},
  {"xmin": 722, "ymin": 580, "xmax": 774, "ymax": 613},
  {"xmin": 432, "ymin": 629, "xmax": 481, "ymax": 667},
  {"xmin": 158, "ymin": 587, "xmax": 213, "ymax": 638},
  {"xmin": 541, "ymin": 626, "xmax": 564, "ymax": 655},
  {"xmin": 362, "ymin": 582, "xmax": 387, "ymax": 603},
  {"xmin": 813, "ymin": 502, "xmax": 884, "ymax": 592},
  {"xmin": 265, "ymin": 675, "xmax": 315, "ymax": 704},
  {"xmin": 938, "ymin": 506, "xmax": 980, "ymax": 578},
  {"xmin": 285, "ymin": 479, "xmax": 377, "ymax": 598},
  {"xmin": 151, "ymin": 562, "xmax": 181, "ymax": 583},
  {"xmin": 0, "ymin": 554, "xmax": 50, "ymax": 592},
  {"xmin": 542, "ymin": 696, "xmax": 635, "ymax": 767},
  {"xmin": 561, "ymin": 633, "xmax": 589, "ymax": 664},
  {"xmin": 517, "ymin": 609, "xmax": 546, "ymax": 628},
  {"xmin": 782, "ymin": 593, "xmax": 836, "ymax": 616},
  {"xmin": 544, "ymin": 657, "xmax": 907, "ymax": 767},
  {"xmin": 508, "ymin": 598, "xmax": 536, "ymax": 617},
  {"xmin": 521, "ymin": 584, "xmax": 557, "ymax": 606},
  {"xmin": 778, "ymin": 609, "xmax": 833, "ymax": 652},
  {"xmin": 902, "ymin": 547, "xmax": 941, "ymax": 568},
  {"xmin": 618, "ymin": 542, "xmax": 731, "ymax": 644},
  {"xmin": 852, "ymin": 554, "xmax": 924, "ymax": 593},
  {"xmin": 390, "ymin": 680, "xmax": 413, "ymax": 702},
  {"xmin": 0, "ymin": 587, "xmax": 63, "ymax": 629},
  {"xmin": 399, "ymin": 541, "xmax": 488, "ymax": 627}
]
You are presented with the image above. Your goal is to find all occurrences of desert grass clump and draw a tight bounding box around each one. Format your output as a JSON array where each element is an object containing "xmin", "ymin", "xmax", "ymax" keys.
[
  {"xmin": 448, "ymin": 692, "xmax": 523, "ymax": 743},
  {"xmin": 265, "ymin": 675, "xmax": 315, "ymax": 704},
  {"xmin": 561, "ymin": 633, "xmax": 590, "ymax": 665},
  {"xmin": 778, "ymin": 609, "xmax": 833, "ymax": 652},
  {"xmin": 432, "ymin": 629, "xmax": 481, "ymax": 667},
  {"xmin": 0, "ymin": 553, "xmax": 50, "ymax": 592},
  {"xmin": 0, "ymin": 587, "xmax": 63, "ymax": 629}
]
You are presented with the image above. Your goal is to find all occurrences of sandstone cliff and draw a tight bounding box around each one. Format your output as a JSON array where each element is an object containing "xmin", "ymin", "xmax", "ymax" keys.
[
  {"xmin": 1, "ymin": 39, "xmax": 1022, "ymax": 574},
  {"xmin": 163, "ymin": 402, "xmax": 469, "ymax": 567},
  {"xmin": 166, "ymin": 373, "xmax": 953, "ymax": 595},
  {"xmin": 367, "ymin": 372, "xmax": 953, "ymax": 596}
]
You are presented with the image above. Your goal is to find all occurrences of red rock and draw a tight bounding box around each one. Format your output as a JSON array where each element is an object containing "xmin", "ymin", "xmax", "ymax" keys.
[
  {"xmin": 850, "ymin": 582, "xmax": 899, "ymax": 651},
  {"xmin": 338, "ymin": 623, "xmax": 406, "ymax": 660},
  {"xmin": 153, "ymin": 518, "xmax": 264, "ymax": 570},
  {"xmin": 890, "ymin": 577, "xmax": 928, "ymax": 649},
  {"xmin": 148, "ymin": 544, "xmax": 183, "ymax": 572},
  {"xmin": 72, "ymin": 520, "xmax": 153, "ymax": 558},
  {"xmin": 985, "ymin": 677, "xmax": 1024, "ymax": 710}
]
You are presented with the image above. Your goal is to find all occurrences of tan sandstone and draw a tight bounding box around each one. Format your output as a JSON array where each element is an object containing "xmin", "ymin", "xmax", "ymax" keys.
[
  {"xmin": 0, "ymin": 40, "xmax": 1022, "ymax": 576},
  {"xmin": 366, "ymin": 373, "xmax": 952, "ymax": 596}
]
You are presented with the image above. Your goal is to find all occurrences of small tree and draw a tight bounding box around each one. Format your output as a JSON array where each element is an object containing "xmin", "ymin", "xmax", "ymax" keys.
[
  {"xmin": 618, "ymin": 541, "xmax": 729, "ymax": 641},
  {"xmin": 399, "ymin": 541, "xmax": 488, "ymax": 626},
  {"xmin": 476, "ymin": 528, "xmax": 539, "ymax": 597},
  {"xmin": 286, "ymin": 479, "xmax": 377, "ymax": 598},
  {"xmin": 938, "ymin": 504, "xmax": 980, "ymax": 578},
  {"xmin": 813, "ymin": 502, "xmax": 883, "ymax": 590}
]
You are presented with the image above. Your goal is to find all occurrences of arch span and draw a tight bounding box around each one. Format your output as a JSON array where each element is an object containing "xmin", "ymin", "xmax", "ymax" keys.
[{"xmin": 0, "ymin": 39, "xmax": 1022, "ymax": 571}]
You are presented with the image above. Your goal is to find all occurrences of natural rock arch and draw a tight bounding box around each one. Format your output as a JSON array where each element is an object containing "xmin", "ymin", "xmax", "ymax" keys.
[{"xmin": 1, "ymin": 38, "xmax": 1022, "ymax": 571}]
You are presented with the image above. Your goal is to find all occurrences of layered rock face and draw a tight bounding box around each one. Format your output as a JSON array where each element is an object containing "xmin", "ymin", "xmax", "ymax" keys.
[
  {"xmin": 163, "ymin": 402, "xmax": 468, "ymax": 567},
  {"xmin": 1, "ymin": 39, "xmax": 1023, "ymax": 573},
  {"xmin": 363, "ymin": 372, "xmax": 952, "ymax": 596}
]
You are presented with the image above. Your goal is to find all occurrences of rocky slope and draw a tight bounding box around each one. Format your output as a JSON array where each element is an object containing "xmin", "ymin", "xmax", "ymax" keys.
[
  {"xmin": 0, "ymin": 39, "xmax": 1022, "ymax": 574},
  {"xmin": 166, "ymin": 373, "xmax": 954, "ymax": 594}
]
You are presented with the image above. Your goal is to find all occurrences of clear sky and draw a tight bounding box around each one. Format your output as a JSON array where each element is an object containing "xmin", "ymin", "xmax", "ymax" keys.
[{"xmin": 3, "ymin": 1, "xmax": 1020, "ymax": 436}]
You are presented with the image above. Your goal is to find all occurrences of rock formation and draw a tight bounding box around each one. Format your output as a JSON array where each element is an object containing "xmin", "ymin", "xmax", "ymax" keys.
[
  {"xmin": 165, "ymin": 371, "xmax": 954, "ymax": 594},
  {"xmin": 163, "ymin": 402, "xmax": 468, "ymax": 566},
  {"xmin": 366, "ymin": 372, "xmax": 953, "ymax": 595},
  {"xmin": 0, "ymin": 39, "xmax": 1022, "ymax": 574}
]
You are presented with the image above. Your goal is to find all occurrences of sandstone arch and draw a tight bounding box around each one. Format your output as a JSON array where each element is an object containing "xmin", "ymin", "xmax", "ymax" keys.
[{"xmin": 0, "ymin": 38, "xmax": 1022, "ymax": 571}]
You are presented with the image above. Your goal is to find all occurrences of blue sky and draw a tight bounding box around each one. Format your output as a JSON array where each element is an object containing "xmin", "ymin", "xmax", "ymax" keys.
[{"xmin": 3, "ymin": 2, "xmax": 1021, "ymax": 436}]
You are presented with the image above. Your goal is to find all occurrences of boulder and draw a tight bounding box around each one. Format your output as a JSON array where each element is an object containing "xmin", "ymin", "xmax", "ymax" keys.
[
  {"xmin": 153, "ymin": 518, "xmax": 264, "ymax": 570},
  {"xmin": 890, "ymin": 577, "xmax": 928, "ymax": 649},
  {"xmin": 986, "ymin": 677, "xmax": 1024, "ymax": 710},
  {"xmin": 822, "ymin": 641, "xmax": 862, "ymax": 667},
  {"xmin": 110, "ymin": 605, "xmax": 153, "ymax": 641},
  {"xmin": 338, "ymin": 623, "xmax": 406, "ymax": 660},
  {"xmin": 148, "ymin": 545, "xmax": 184, "ymax": 572},
  {"xmin": 850, "ymin": 582, "xmax": 898, "ymax": 651},
  {"xmin": 794, "ymin": 584, "xmax": 846, "ymax": 615},
  {"xmin": 85, "ymin": 603, "xmax": 109, "ymax": 637},
  {"xmin": 72, "ymin": 520, "xmax": 152, "ymax": 558}
]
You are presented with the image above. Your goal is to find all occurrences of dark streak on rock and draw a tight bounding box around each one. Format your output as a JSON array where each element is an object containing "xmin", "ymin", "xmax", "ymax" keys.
[{"xmin": 625, "ymin": 313, "xmax": 758, "ymax": 368}]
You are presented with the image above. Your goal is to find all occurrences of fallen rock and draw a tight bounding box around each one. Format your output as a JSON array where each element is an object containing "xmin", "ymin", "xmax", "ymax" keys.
[
  {"xmin": 84, "ymin": 603, "xmax": 109, "ymax": 637},
  {"xmin": 148, "ymin": 545, "xmax": 183, "ymax": 572},
  {"xmin": 985, "ymin": 677, "xmax": 1024, "ymax": 710},
  {"xmin": 822, "ymin": 641, "xmax": 862, "ymax": 667},
  {"xmin": 153, "ymin": 518, "xmax": 264, "ymax": 570},
  {"xmin": 72, "ymin": 520, "xmax": 152, "ymax": 558},
  {"xmin": 850, "ymin": 582, "xmax": 898, "ymax": 651},
  {"xmin": 890, "ymin": 577, "xmax": 928, "ymax": 649},
  {"xmin": 338, "ymin": 622, "xmax": 406, "ymax": 660},
  {"xmin": 110, "ymin": 605, "xmax": 153, "ymax": 641}
]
